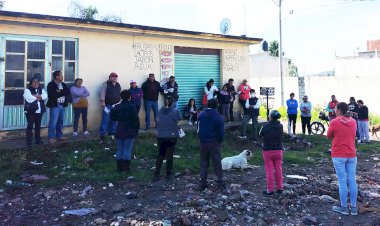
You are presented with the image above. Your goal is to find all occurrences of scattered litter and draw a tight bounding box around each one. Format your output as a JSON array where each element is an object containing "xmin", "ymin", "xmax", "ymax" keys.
[
  {"xmin": 104, "ymin": 148, "xmax": 110, "ymax": 151},
  {"xmin": 80, "ymin": 186, "xmax": 93, "ymax": 197},
  {"xmin": 63, "ymin": 208, "xmax": 96, "ymax": 216},
  {"xmin": 103, "ymin": 187, "xmax": 106, "ymax": 190},
  {"xmin": 154, "ymin": 143, "xmax": 157, "ymax": 146},
  {"xmin": 374, "ymin": 157, "xmax": 379, "ymax": 161},
  {"xmin": 74, "ymin": 150, "xmax": 79, "ymax": 154},
  {"xmin": 286, "ymin": 175, "xmax": 308, "ymax": 180},
  {"xmin": 127, "ymin": 176, "xmax": 135, "ymax": 181},
  {"xmin": 5, "ymin": 180, "xmax": 31, "ymax": 187},
  {"xmin": 113, "ymin": 155, "xmax": 116, "ymax": 158},
  {"xmin": 319, "ymin": 195, "xmax": 337, "ymax": 203},
  {"xmin": 109, "ymin": 183, "xmax": 114, "ymax": 187},
  {"xmin": 151, "ymin": 167, "xmax": 156, "ymax": 170},
  {"xmin": 30, "ymin": 161, "xmax": 43, "ymax": 165},
  {"xmin": 173, "ymin": 155, "xmax": 181, "ymax": 158}
]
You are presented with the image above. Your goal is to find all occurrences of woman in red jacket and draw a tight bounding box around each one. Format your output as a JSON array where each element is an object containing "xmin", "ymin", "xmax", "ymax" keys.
[
  {"xmin": 326, "ymin": 102, "xmax": 358, "ymax": 216},
  {"xmin": 238, "ymin": 79, "xmax": 250, "ymax": 115}
]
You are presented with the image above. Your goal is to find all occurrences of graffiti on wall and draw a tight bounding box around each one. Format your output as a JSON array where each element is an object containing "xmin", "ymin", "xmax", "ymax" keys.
[
  {"xmin": 223, "ymin": 49, "xmax": 247, "ymax": 72},
  {"xmin": 133, "ymin": 43, "xmax": 173, "ymax": 71},
  {"xmin": 160, "ymin": 51, "xmax": 174, "ymax": 85}
]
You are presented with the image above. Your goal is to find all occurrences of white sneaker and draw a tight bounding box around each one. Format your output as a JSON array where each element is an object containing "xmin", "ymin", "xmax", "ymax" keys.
[
  {"xmin": 73, "ymin": 132, "xmax": 78, "ymax": 136},
  {"xmin": 188, "ymin": 122, "xmax": 193, "ymax": 126},
  {"xmin": 238, "ymin": 135, "xmax": 247, "ymax": 139},
  {"xmin": 83, "ymin": 131, "xmax": 90, "ymax": 135},
  {"xmin": 195, "ymin": 121, "xmax": 198, "ymax": 125}
]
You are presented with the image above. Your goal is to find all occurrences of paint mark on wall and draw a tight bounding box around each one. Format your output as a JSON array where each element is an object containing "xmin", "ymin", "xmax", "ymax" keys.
[
  {"xmin": 133, "ymin": 43, "xmax": 173, "ymax": 71},
  {"xmin": 223, "ymin": 49, "xmax": 247, "ymax": 72}
]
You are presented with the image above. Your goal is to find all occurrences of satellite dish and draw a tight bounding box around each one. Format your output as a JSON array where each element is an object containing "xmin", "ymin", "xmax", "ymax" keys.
[{"xmin": 220, "ymin": 18, "xmax": 231, "ymax": 35}]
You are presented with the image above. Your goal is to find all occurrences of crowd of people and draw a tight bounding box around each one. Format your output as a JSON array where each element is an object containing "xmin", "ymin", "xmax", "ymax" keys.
[{"xmin": 22, "ymin": 71, "xmax": 369, "ymax": 216}]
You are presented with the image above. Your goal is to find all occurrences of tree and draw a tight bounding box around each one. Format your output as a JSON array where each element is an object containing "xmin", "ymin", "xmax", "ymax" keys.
[
  {"xmin": 269, "ymin": 40, "xmax": 279, "ymax": 57},
  {"xmin": 101, "ymin": 14, "xmax": 123, "ymax": 23},
  {"xmin": 289, "ymin": 61, "xmax": 298, "ymax": 77},
  {"xmin": 67, "ymin": 0, "xmax": 98, "ymax": 20},
  {"xmin": 0, "ymin": 0, "xmax": 5, "ymax": 9}
]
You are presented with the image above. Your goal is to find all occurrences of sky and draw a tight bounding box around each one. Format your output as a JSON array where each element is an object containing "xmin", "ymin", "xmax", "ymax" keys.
[{"xmin": 3, "ymin": 0, "xmax": 380, "ymax": 75}]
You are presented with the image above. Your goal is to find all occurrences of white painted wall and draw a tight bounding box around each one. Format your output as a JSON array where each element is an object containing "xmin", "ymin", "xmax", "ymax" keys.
[{"xmin": 335, "ymin": 56, "xmax": 380, "ymax": 78}]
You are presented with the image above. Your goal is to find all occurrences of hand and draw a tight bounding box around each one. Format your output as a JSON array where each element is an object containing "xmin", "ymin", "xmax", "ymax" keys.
[
  {"xmin": 100, "ymin": 101, "xmax": 105, "ymax": 107},
  {"xmin": 237, "ymin": 91, "xmax": 242, "ymax": 94},
  {"xmin": 249, "ymin": 105, "xmax": 254, "ymax": 109},
  {"xmin": 36, "ymin": 95, "xmax": 42, "ymax": 100},
  {"xmin": 56, "ymin": 89, "xmax": 61, "ymax": 92},
  {"xmin": 168, "ymin": 88, "xmax": 174, "ymax": 92}
]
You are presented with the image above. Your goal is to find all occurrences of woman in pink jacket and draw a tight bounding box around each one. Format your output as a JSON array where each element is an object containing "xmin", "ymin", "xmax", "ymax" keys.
[{"xmin": 238, "ymin": 79, "xmax": 250, "ymax": 115}]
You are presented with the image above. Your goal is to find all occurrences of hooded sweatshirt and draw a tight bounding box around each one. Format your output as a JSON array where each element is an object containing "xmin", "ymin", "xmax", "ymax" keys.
[
  {"xmin": 157, "ymin": 106, "xmax": 181, "ymax": 138},
  {"xmin": 327, "ymin": 116, "xmax": 356, "ymax": 158},
  {"xmin": 197, "ymin": 108, "xmax": 224, "ymax": 143}
]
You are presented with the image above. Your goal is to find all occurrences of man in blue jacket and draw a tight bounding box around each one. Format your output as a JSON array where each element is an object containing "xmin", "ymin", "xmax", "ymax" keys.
[
  {"xmin": 286, "ymin": 92, "xmax": 298, "ymax": 135},
  {"xmin": 197, "ymin": 99, "xmax": 226, "ymax": 191}
]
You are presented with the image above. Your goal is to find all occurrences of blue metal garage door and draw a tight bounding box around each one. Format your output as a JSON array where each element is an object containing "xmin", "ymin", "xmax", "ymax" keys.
[{"xmin": 174, "ymin": 49, "xmax": 220, "ymax": 114}]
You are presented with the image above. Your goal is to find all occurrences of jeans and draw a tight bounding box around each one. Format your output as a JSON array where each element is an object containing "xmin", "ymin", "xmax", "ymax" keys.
[
  {"xmin": 287, "ymin": 114, "xmax": 297, "ymax": 134},
  {"xmin": 332, "ymin": 157, "xmax": 358, "ymax": 208},
  {"xmin": 73, "ymin": 107, "xmax": 88, "ymax": 132},
  {"xmin": 116, "ymin": 138, "xmax": 135, "ymax": 160},
  {"xmin": 262, "ymin": 150, "xmax": 283, "ymax": 192},
  {"xmin": 220, "ymin": 103, "xmax": 230, "ymax": 121},
  {"xmin": 144, "ymin": 100, "xmax": 158, "ymax": 129},
  {"xmin": 358, "ymin": 120, "xmax": 370, "ymax": 142},
  {"xmin": 301, "ymin": 116, "xmax": 311, "ymax": 134},
  {"xmin": 99, "ymin": 105, "xmax": 117, "ymax": 138},
  {"xmin": 173, "ymin": 101, "xmax": 179, "ymax": 109},
  {"xmin": 240, "ymin": 115, "xmax": 258, "ymax": 140},
  {"xmin": 229, "ymin": 101, "xmax": 235, "ymax": 121},
  {"xmin": 48, "ymin": 105, "xmax": 65, "ymax": 139},
  {"xmin": 200, "ymin": 141, "xmax": 223, "ymax": 185},
  {"xmin": 26, "ymin": 113, "xmax": 43, "ymax": 145}
]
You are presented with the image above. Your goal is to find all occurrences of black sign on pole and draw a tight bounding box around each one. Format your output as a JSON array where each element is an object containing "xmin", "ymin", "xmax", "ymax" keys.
[{"xmin": 260, "ymin": 87, "xmax": 275, "ymax": 121}]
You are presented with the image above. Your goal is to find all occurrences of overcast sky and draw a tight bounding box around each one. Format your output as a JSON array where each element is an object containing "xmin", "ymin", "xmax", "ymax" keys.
[{"xmin": 3, "ymin": 0, "xmax": 380, "ymax": 74}]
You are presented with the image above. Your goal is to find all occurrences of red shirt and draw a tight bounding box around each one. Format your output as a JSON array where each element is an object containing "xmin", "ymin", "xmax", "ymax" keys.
[
  {"xmin": 327, "ymin": 116, "xmax": 356, "ymax": 158},
  {"xmin": 238, "ymin": 83, "xmax": 251, "ymax": 101}
]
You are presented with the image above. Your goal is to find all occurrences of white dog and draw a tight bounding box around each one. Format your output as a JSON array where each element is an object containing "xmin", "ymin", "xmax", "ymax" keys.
[{"xmin": 222, "ymin": 150, "xmax": 256, "ymax": 170}]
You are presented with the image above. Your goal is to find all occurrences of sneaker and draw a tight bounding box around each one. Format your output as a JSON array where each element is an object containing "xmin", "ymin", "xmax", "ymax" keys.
[
  {"xmin": 276, "ymin": 190, "xmax": 283, "ymax": 194},
  {"xmin": 73, "ymin": 132, "xmax": 78, "ymax": 136},
  {"xmin": 188, "ymin": 122, "xmax": 193, "ymax": 126},
  {"xmin": 83, "ymin": 131, "xmax": 90, "ymax": 135},
  {"xmin": 263, "ymin": 190, "xmax": 274, "ymax": 196},
  {"xmin": 194, "ymin": 121, "xmax": 198, "ymax": 125},
  {"xmin": 351, "ymin": 206, "xmax": 358, "ymax": 216},
  {"xmin": 238, "ymin": 135, "xmax": 247, "ymax": 139},
  {"xmin": 357, "ymin": 139, "xmax": 362, "ymax": 144},
  {"xmin": 332, "ymin": 206, "xmax": 349, "ymax": 215}
]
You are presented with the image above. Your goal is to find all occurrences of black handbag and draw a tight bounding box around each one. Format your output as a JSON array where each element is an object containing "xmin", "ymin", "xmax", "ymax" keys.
[{"xmin": 24, "ymin": 100, "xmax": 39, "ymax": 113}]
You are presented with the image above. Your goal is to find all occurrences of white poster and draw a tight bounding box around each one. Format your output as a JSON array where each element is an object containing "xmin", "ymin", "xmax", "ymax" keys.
[{"xmin": 160, "ymin": 50, "xmax": 174, "ymax": 85}]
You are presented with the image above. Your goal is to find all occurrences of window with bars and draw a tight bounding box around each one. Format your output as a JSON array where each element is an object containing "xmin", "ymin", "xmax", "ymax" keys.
[{"xmin": 52, "ymin": 40, "xmax": 76, "ymax": 88}]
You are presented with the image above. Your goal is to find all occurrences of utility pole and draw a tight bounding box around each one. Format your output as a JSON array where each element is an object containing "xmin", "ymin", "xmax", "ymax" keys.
[{"xmin": 272, "ymin": 0, "xmax": 284, "ymax": 106}]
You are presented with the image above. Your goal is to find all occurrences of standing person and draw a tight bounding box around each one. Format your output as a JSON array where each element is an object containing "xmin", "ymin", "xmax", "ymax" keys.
[
  {"xmin": 162, "ymin": 76, "xmax": 179, "ymax": 109},
  {"xmin": 110, "ymin": 90, "xmax": 140, "ymax": 173},
  {"xmin": 286, "ymin": 93, "xmax": 298, "ymax": 135},
  {"xmin": 141, "ymin": 73, "xmax": 163, "ymax": 130},
  {"xmin": 203, "ymin": 79, "xmax": 218, "ymax": 107},
  {"xmin": 217, "ymin": 84, "xmax": 231, "ymax": 122},
  {"xmin": 238, "ymin": 79, "xmax": 251, "ymax": 115},
  {"xmin": 357, "ymin": 100, "xmax": 370, "ymax": 144},
  {"xmin": 225, "ymin": 78, "xmax": 238, "ymax": 122},
  {"xmin": 239, "ymin": 89, "xmax": 260, "ymax": 141},
  {"xmin": 300, "ymin": 95, "xmax": 312, "ymax": 135},
  {"xmin": 348, "ymin": 97, "xmax": 360, "ymax": 140},
  {"xmin": 129, "ymin": 80, "xmax": 143, "ymax": 113},
  {"xmin": 46, "ymin": 70, "xmax": 70, "ymax": 144},
  {"xmin": 23, "ymin": 77, "xmax": 48, "ymax": 146},
  {"xmin": 99, "ymin": 72, "xmax": 121, "ymax": 143},
  {"xmin": 259, "ymin": 110, "xmax": 283, "ymax": 195},
  {"xmin": 70, "ymin": 78, "xmax": 90, "ymax": 136},
  {"xmin": 197, "ymin": 99, "xmax": 226, "ymax": 191},
  {"xmin": 153, "ymin": 96, "xmax": 181, "ymax": 182},
  {"xmin": 327, "ymin": 102, "xmax": 358, "ymax": 216},
  {"xmin": 184, "ymin": 98, "xmax": 198, "ymax": 125},
  {"xmin": 326, "ymin": 95, "xmax": 339, "ymax": 122}
]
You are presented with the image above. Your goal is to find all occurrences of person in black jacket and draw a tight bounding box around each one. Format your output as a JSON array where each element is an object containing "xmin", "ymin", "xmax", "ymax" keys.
[
  {"xmin": 110, "ymin": 90, "xmax": 140, "ymax": 173},
  {"xmin": 141, "ymin": 73, "xmax": 163, "ymax": 130},
  {"xmin": 197, "ymin": 99, "xmax": 226, "ymax": 191},
  {"xmin": 348, "ymin": 97, "xmax": 359, "ymax": 139},
  {"xmin": 46, "ymin": 70, "xmax": 70, "ymax": 144},
  {"xmin": 357, "ymin": 100, "xmax": 370, "ymax": 144},
  {"xmin": 259, "ymin": 110, "xmax": 284, "ymax": 195},
  {"xmin": 218, "ymin": 84, "xmax": 232, "ymax": 122},
  {"xmin": 225, "ymin": 78, "xmax": 238, "ymax": 121},
  {"xmin": 162, "ymin": 76, "xmax": 179, "ymax": 109}
]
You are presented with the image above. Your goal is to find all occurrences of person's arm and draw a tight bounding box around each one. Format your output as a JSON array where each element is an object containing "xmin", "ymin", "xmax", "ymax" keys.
[
  {"xmin": 245, "ymin": 99, "xmax": 250, "ymax": 109},
  {"xmin": 70, "ymin": 86, "xmax": 81, "ymax": 98},
  {"xmin": 100, "ymin": 83, "xmax": 107, "ymax": 107},
  {"xmin": 326, "ymin": 121, "xmax": 334, "ymax": 139},
  {"xmin": 23, "ymin": 89, "xmax": 37, "ymax": 103},
  {"xmin": 294, "ymin": 100, "xmax": 298, "ymax": 109},
  {"xmin": 254, "ymin": 98, "xmax": 260, "ymax": 109},
  {"xmin": 308, "ymin": 103, "xmax": 312, "ymax": 112},
  {"xmin": 326, "ymin": 103, "xmax": 332, "ymax": 112},
  {"xmin": 216, "ymin": 116, "xmax": 225, "ymax": 143},
  {"xmin": 61, "ymin": 83, "xmax": 70, "ymax": 96},
  {"xmin": 204, "ymin": 86, "xmax": 212, "ymax": 95},
  {"xmin": 83, "ymin": 86, "xmax": 90, "ymax": 97}
]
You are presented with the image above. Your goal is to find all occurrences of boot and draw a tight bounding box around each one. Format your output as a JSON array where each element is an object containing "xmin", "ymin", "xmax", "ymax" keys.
[
  {"xmin": 116, "ymin": 160, "xmax": 123, "ymax": 172},
  {"xmin": 124, "ymin": 160, "xmax": 130, "ymax": 173},
  {"xmin": 153, "ymin": 155, "xmax": 164, "ymax": 182},
  {"xmin": 165, "ymin": 147, "xmax": 174, "ymax": 182}
]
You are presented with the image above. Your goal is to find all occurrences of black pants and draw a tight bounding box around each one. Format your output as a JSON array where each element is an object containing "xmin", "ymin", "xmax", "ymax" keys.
[
  {"xmin": 155, "ymin": 138, "xmax": 177, "ymax": 176},
  {"xmin": 73, "ymin": 107, "xmax": 88, "ymax": 132},
  {"xmin": 200, "ymin": 141, "xmax": 223, "ymax": 185},
  {"xmin": 287, "ymin": 114, "xmax": 297, "ymax": 134},
  {"xmin": 229, "ymin": 101, "xmax": 234, "ymax": 121},
  {"xmin": 239, "ymin": 99, "xmax": 248, "ymax": 115},
  {"xmin": 301, "ymin": 116, "xmax": 311, "ymax": 134},
  {"xmin": 26, "ymin": 113, "xmax": 43, "ymax": 145}
]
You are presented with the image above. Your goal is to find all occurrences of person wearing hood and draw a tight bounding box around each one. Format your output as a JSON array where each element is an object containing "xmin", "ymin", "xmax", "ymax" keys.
[
  {"xmin": 326, "ymin": 95, "xmax": 339, "ymax": 122},
  {"xmin": 300, "ymin": 95, "xmax": 312, "ymax": 135},
  {"xmin": 357, "ymin": 100, "xmax": 370, "ymax": 144},
  {"xmin": 162, "ymin": 76, "xmax": 179, "ymax": 109},
  {"xmin": 141, "ymin": 73, "xmax": 164, "ymax": 130},
  {"xmin": 153, "ymin": 96, "xmax": 181, "ymax": 182},
  {"xmin": 259, "ymin": 110, "xmax": 283, "ymax": 195},
  {"xmin": 110, "ymin": 90, "xmax": 140, "ymax": 173},
  {"xmin": 197, "ymin": 99, "xmax": 226, "ymax": 191},
  {"xmin": 129, "ymin": 80, "xmax": 143, "ymax": 113},
  {"xmin": 348, "ymin": 97, "xmax": 359, "ymax": 139},
  {"xmin": 327, "ymin": 102, "xmax": 358, "ymax": 216},
  {"xmin": 239, "ymin": 89, "xmax": 260, "ymax": 141}
]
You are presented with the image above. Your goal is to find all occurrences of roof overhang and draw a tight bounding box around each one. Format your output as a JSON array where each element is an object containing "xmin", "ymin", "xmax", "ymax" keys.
[{"xmin": 0, "ymin": 11, "xmax": 262, "ymax": 45}]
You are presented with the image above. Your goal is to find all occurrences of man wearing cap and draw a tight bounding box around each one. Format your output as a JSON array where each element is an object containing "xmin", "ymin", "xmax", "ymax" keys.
[
  {"xmin": 162, "ymin": 76, "xmax": 179, "ymax": 109},
  {"xmin": 99, "ymin": 72, "xmax": 121, "ymax": 142},
  {"xmin": 300, "ymin": 95, "xmax": 312, "ymax": 135},
  {"xmin": 141, "ymin": 73, "xmax": 163, "ymax": 130},
  {"xmin": 238, "ymin": 79, "xmax": 250, "ymax": 115},
  {"xmin": 129, "ymin": 80, "xmax": 143, "ymax": 112}
]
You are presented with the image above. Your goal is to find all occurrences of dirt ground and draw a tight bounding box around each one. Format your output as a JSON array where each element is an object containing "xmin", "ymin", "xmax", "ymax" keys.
[{"xmin": 1, "ymin": 148, "xmax": 379, "ymax": 226}]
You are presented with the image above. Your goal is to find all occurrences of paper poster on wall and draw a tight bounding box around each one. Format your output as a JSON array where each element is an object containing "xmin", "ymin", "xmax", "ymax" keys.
[{"xmin": 160, "ymin": 50, "xmax": 174, "ymax": 86}]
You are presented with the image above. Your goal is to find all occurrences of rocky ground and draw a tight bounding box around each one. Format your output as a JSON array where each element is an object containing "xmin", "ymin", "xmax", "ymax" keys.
[{"xmin": 1, "ymin": 150, "xmax": 380, "ymax": 226}]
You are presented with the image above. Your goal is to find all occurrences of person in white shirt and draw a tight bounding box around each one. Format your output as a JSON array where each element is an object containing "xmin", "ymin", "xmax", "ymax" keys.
[
  {"xmin": 23, "ymin": 77, "xmax": 48, "ymax": 146},
  {"xmin": 203, "ymin": 79, "xmax": 218, "ymax": 107}
]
